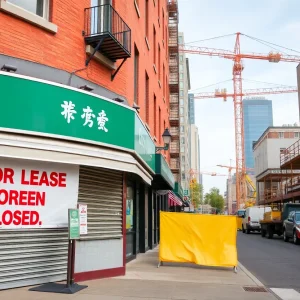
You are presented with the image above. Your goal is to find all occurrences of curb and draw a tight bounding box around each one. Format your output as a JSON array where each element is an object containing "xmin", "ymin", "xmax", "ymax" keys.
[{"xmin": 238, "ymin": 261, "xmax": 264, "ymax": 287}]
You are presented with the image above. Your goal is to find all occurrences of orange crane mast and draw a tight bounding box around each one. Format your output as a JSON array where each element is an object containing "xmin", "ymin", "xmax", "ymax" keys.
[{"xmin": 180, "ymin": 32, "xmax": 300, "ymax": 209}]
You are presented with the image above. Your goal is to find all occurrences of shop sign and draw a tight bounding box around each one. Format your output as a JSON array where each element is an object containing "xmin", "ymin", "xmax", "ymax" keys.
[
  {"xmin": 135, "ymin": 114, "xmax": 156, "ymax": 171},
  {"xmin": 0, "ymin": 73, "xmax": 159, "ymax": 172},
  {"xmin": 0, "ymin": 158, "xmax": 79, "ymax": 229},
  {"xmin": 155, "ymin": 154, "xmax": 175, "ymax": 189},
  {"xmin": 68, "ymin": 208, "xmax": 80, "ymax": 240},
  {"xmin": 78, "ymin": 203, "xmax": 88, "ymax": 235}
]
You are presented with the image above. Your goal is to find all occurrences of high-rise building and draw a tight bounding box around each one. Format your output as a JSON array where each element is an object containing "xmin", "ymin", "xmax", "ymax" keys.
[
  {"xmin": 188, "ymin": 93, "xmax": 201, "ymax": 185},
  {"xmin": 243, "ymin": 98, "xmax": 273, "ymax": 170},
  {"xmin": 178, "ymin": 33, "xmax": 191, "ymax": 194}
]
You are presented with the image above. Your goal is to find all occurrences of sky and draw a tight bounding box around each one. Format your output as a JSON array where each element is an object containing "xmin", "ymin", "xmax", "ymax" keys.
[{"xmin": 178, "ymin": 0, "xmax": 300, "ymax": 196}]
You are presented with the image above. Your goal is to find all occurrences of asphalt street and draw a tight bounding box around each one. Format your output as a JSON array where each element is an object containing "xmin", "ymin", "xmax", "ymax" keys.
[{"xmin": 237, "ymin": 231, "xmax": 300, "ymax": 291}]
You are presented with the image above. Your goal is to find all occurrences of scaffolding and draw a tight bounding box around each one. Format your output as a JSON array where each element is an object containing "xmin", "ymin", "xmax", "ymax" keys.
[{"xmin": 168, "ymin": 0, "xmax": 180, "ymax": 177}]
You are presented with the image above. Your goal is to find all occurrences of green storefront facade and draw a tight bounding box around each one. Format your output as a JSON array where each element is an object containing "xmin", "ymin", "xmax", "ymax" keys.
[{"xmin": 0, "ymin": 72, "xmax": 180, "ymax": 289}]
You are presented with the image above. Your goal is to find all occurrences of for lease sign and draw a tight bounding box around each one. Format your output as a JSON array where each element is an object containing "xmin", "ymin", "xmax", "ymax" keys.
[{"xmin": 0, "ymin": 159, "xmax": 79, "ymax": 229}]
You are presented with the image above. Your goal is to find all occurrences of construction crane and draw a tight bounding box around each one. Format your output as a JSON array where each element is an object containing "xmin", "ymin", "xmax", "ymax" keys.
[
  {"xmin": 190, "ymin": 169, "xmax": 226, "ymax": 179},
  {"xmin": 194, "ymin": 86, "xmax": 298, "ymax": 101},
  {"xmin": 217, "ymin": 164, "xmax": 255, "ymax": 213},
  {"xmin": 180, "ymin": 32, "xmax": 300, "ymax": 209}
]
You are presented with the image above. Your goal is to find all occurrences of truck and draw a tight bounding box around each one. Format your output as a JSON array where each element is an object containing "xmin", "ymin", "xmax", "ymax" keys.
[{"xmin": 260, "ymin": 203, "xmax": 300, "ymax": 239}]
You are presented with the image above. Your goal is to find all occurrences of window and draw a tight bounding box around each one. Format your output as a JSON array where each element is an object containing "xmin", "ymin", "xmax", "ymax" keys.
[
  {"xmin": 180, "ymin": 99, "xmax": 184, "ymax": 105},
  {"xmin": 158, "ymin": 44, "xmax": 161, "ymax": 80},
  {"xmin": 153, "ymin": 26, "xmax": 156, "ymax": 65},
  {"xmin": 180, "ymin": 107, "xmax": 184, "ymax": 115},
  {"xmin": 180, "ymin": 73, "xmax": 183, "ymax": 80},
  {"xmin": 179, "ymin": 64, "xmax": 183, "ymax": 71},
  {"xmin": 145, "ymin": 72, "xmax": 149, "ymax": 123},
  {"xmin": 180, "ymin": 90, "xmax": 184, "ymax": 97},
  {"xmin": 159, "ymin": 107, "xmax": 161, "ymax": 143},
  {"xmin": 178, "ymin": 36, "xmax": 183, "ymax": 44},
  {"xmin": 145, "ymin": 0, "xmax": 149, "ymax": 38},
  {"xmin": 180, "ymin": 116, "xmax": 184, "ymax": 123},
  {"xmin": 134, "ymin": 45, "xmax": 139, "ymax": 104},
  {"xmin": 154, "ymin": 95, "xmax": 157, "ymax": 136},
  {"xmin": 180, "ymin": 82, "xmax": 184, "ymax": 89},
  {"xmin": 180, "ymin": 146, "xmax": 185, "ymax": 153},
  {"xmin": 279, "ymin": 132, "xmax": 284, "ymax": 139},
  {"xmin": 295, "ymin": 132, "xmax": 299, "ymax": 138},
  {"xmin": 180, "ymin": 126, "xmax": 184, "ymax": 133},
  {"xmin": 179, "ymin": 55, "xmax": 183, "ymax": 62},
  {"xmin": 182, "ymin": 173, "xmax": 186, "ymax": 180},
  {"xmin": 182, "ymin": 155, "xmax": 185, "ymax": 163},
  {"xmin": 8, "ymin": 0, "xmax": 49, "ymax": 18},
  {"xmin": 181, "ymin": 137, "xmax": 185, "ymax": 144},
  {"xmin": 163, "ymin": 64, "xmax": 165, "ymax": 96}
]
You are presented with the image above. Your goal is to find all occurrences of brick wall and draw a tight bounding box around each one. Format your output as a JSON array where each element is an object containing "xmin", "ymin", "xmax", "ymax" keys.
[{"xmin": 0, "ymin": 0, "xmax": 169, "ymax": 159}]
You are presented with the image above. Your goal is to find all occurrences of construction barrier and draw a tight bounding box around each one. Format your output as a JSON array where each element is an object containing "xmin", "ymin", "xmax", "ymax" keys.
[
  {"xmin": 236, "ymin": 217, "xmax": 243, "ymax": 231},
  {"xmin": 159, "ymin": 212, "xmax": 238, "ymax": 268}
]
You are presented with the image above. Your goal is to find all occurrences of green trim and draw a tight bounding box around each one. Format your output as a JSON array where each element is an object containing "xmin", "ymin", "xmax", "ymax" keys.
[
  {"xmin": 155, "ymin": 154, "xmax": 175, "ymax": 189},
  {"xmin": 174, "ymin": 182, "xmax": 183, "ymax": 199}
]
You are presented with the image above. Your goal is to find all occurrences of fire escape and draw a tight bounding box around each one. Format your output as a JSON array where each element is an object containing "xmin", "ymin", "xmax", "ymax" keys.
[{"xmin": 168, "ymin": 0, "xmax": 180, "ymax": 182}]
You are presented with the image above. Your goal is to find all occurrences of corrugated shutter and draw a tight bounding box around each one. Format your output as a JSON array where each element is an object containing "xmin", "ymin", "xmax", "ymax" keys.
[
  {"xmin": 78, "ymin": 166, "xmax": 123, "ymax": 240},
  {"xmin": 0, "ymin": 228, "xmax": 68, "ymax": 290}
]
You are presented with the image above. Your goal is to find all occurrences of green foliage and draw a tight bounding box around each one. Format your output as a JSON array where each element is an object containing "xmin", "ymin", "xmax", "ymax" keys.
[
  {"xmin": 190, "ymin": 182, "xmax": 204, "ymax": 208},
  {"xmin": 204, "ymin": 187, "xmax": 225, "ymax": 213}
]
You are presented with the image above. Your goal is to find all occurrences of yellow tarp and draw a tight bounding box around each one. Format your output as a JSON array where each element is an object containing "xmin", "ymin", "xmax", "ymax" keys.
[
  {"xmin": 159, "ymin": 212, "xmax": 238, "ymax": 268},
  {"xmin": 236, "ymin": 217, "xmax": 243, "ymax": 230}
]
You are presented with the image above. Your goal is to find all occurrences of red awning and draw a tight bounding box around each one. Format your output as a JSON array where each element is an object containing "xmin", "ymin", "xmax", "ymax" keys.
[{"xmin": 168, "ymin": 192, "xmax": 183, "ymax": 206}]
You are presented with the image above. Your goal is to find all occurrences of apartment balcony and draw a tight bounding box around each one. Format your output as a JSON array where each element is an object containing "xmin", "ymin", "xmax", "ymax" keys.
[
  {"xmin": 169, "ymin": 109, "xmax": 179, "ymax": 126},
  {"xmin": 170, "ymin": 141, "xmax": 180, "ymax": 158},
  {"xmin": 281, "ymin": 140, "xmax": 300, "ymax": 169},
  {"xmin": 84, "ymin": 4, "xmax": 131, "ymax": 61},
  {"xmin": 170, "ymin": 127, "xmax": 179, "ymax": 139},
  {"xmin": 170, "ymin": 158, "xmax": 180, "ymax": 173},
  {"xmin": 170, "ymin": 94, "xmax": 179, "ymax": 104}
]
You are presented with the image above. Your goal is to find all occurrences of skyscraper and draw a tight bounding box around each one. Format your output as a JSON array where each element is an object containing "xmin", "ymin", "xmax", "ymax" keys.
[{"xmin": 243, "ymin": 98, "xmax": 273, "ymax": 170}]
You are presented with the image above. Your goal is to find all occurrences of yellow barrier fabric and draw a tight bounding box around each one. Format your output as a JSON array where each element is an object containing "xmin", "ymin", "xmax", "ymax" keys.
[
  {"xmin": 236, "ymin": 217, "xmax": 243, "ymax": 230},
  {"xmin": 159, "ymin": 212, "xmax": 238, "ymax": 267}
]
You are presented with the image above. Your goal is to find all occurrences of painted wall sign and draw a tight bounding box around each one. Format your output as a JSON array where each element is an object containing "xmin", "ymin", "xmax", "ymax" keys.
[{"xmin": 0, "ymin": 158, "xmax": 79, "ymax": 229}]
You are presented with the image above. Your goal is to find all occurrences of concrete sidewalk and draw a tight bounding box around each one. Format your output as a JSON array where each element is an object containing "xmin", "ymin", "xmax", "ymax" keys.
[{"xmin": 0, "ymin": 248, "xmax": 277, "ymax": 300}]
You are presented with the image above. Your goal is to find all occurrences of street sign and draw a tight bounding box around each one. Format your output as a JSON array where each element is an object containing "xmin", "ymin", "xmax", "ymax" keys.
[
  {"xmin": 68, "ymin": 209, "xmax": 80, "ymax": 240},
  {"xmin": 78, "ymin": 204, "xmax": 88, "ymax": 235},
  {"xmin": 184, "ymin": 189, "xmax": 190, "ymax": 196}
]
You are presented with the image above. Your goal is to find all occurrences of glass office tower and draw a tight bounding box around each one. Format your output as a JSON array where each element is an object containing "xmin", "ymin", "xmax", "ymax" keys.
[{"xmin": 243, "ymin": 99, "xmax": 273, "ymax": 170}]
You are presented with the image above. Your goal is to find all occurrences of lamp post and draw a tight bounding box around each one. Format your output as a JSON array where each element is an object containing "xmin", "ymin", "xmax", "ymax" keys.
[{"xmin": 155, "ymin": 128, "xmax": 172, "ymax": 152}]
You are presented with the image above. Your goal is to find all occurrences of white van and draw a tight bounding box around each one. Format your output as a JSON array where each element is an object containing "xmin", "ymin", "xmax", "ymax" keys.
[{"xmin": 242, "ymin": 206, "xmax": 271, "ymax": 234}]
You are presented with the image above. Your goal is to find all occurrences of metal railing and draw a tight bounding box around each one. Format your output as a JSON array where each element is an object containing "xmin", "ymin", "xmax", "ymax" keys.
[
  {"xmin": 280, "ymin": 139, "xmax": 300, "ymax": 166},
  {"xmin": 170, "ymin": 127, "xmax": 179, "ymax": 136},
  {"xmin": 170, "ymin": 142, "xmax": 180, "ymax": 153},
  {"xmin": 84, "ymin": 4, "xmax": 131, "ymax": 54},
  {"xmin": 170, "ymin": 158, "xmax": 180, "ymax": 169}
]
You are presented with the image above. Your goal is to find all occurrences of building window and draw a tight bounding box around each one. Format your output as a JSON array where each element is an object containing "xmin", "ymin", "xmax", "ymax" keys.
[
  {"xmin": 179, "ymin": 64, "xmax": 183, "ymax": 71},
  {"xmin": 154, "ymin": 95, "xmax": 157, "ymax": 136},
  {"xmin": 180, "ymin": 99, "xmax": 184, "ymax": 105},
  {"xmin": 159, "ymin": 107, "xmax": 161, "ymax": 143},
  {"xmin": 279, "ymin": 132, "xmax": 284, "ymax": 139},
  {"xmin": 179, "ymin": 55, "xmax": 183, "ymax": 62},
  {"xmin": 180, "ymin": 107, "xmax": 184, "ymax": 115},
  {"xmin": 182, "ymin": 173, "xmax": 186, "ymax": 180},
  {"xmin": 180, "ymin": 116, "xmax": 184, "ymax": 123},
  {"xmin": 134, "ymin": 45, "xmax": 139, "ymax": 104},
  {"xmin": 182, "ymin": 155, "xmax": 185, "ymax": 163},
  {"xmin": 181, "ymin": 137, "xmax": 185, "ymax": 144},
  {"xmin": 295, "ymin": 132, "xmax": 299, "ymax": 138},
  {"xmin": 180, "ymin": 146, "xmax": 185, "ymax": 153},
  {"xmin": 145, "ymin": 72, "xmax": 149, "ymax": 123},
  {"xmin": 180, "ymin": 73, "xmax": 183, "ymax": 80},
  {"xmin": 180, "ymin": 90, "xmax": 184, "ymax": 97},
  {"xmin": 163, "ymin": 64, "xmax": 165, "ymax": 96},
  {"xmin": 180, "ymin": 126, "xmax": 184, "ymax": 133},
  {"xmin": 8, "ymin": 0, "xmax": 49, "ymax": 18},
  {"xmin": 158, "ymin": 44, "xmax": 161, "ymax": 80},
  {"xmin": 153, "ymin": 26, "xmax": 156, "ymax": 65},
  {"xmin": 180, "ymin": 82, "xmax": 184, "ymax": 89},
  {"xmin": 178, "ymin": 36, "xmax": 183, "ymax": 44},
  {"xmin": 145, "ymin": 0, "xmax": 149, "ymax": 38}
]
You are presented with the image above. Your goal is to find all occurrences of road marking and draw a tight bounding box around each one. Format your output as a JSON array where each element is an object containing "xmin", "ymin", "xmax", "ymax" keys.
[{"xmin": 271, "ymin": 288, "xmax": 300, "ymax": 300}]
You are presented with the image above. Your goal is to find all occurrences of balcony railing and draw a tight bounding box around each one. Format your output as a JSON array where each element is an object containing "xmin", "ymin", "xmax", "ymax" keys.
[
  {"xmin": 170, "ymin": 158, "xmax": 180, "ymax": 170},
  {"xmin": 280, "ymin": 139, "xmax": 300, "ymax": 167},
  {"xmin": 84, "ymin": 4, "xmax": 131, "ymax": 60},
  {"xmin": 170, "ymin": 127, "xmax": 179, "ymax": 137}
]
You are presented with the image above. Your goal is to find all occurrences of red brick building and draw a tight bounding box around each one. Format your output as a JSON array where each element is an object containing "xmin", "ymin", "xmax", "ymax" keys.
[{"xmin": 0, "ymin": 0, "xmax": 180, "ymax": 290}]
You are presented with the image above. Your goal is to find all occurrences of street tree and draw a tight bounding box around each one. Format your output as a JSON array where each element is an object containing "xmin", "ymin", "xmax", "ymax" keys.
[{"xmin": 204, "ymin": 187, "xmax": 225, "ymax": 213}]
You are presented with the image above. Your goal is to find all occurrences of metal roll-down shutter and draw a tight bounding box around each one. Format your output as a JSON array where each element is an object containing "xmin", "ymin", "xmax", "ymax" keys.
[
  {"xmin": 0, "ymin": 228, "xmax": 68, "ymax": 290},
  {"xmin": 78, "ymin": 166, "xmax": 123, "ymax": 240}
]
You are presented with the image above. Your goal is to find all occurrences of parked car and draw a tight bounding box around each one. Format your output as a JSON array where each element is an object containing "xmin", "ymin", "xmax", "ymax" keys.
[
  {"xmin": 283, "ymin": 211, "xmax": 300, "ymax": 244},
  {"xmin": 242, "ymin": 206, "xmax": 271, "ymax": 234}
]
